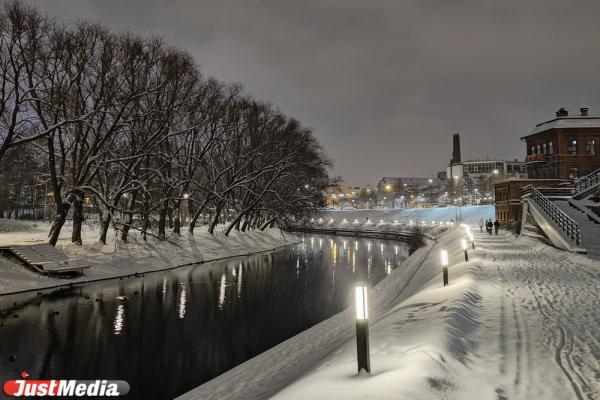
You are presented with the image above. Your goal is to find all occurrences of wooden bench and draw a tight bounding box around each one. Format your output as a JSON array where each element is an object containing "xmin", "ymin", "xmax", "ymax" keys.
[{"xmin": 0, "ymin": 244, "xmax": 91, "ymax": 276}]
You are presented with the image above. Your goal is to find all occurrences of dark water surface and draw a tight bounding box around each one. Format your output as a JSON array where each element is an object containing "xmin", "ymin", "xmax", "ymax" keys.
[{"xmin": 0, "ymin": 234, "xmax": 410, "ymax": 399}]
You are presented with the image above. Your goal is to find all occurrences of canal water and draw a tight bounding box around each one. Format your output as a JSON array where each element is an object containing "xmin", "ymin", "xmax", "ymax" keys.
[{"xmin": 0, "ymin": 234, "xmax": 410, "ymax": 399}]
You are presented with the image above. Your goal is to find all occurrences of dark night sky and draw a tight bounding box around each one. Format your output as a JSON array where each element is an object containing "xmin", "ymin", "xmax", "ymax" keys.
[{"xmin": 19, "ymin": 0, "xmax": 600, "ymax": 185}]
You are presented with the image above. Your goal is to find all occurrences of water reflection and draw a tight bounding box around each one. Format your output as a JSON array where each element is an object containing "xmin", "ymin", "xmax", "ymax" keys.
[
  {"xmin": 179, "ymin": 282, "xmax": 187, "ymax": 318},
  {"xmin": 0, "ymin": 234, "xmax": 410, "ymax": 400},
  {"xmin": 113, "ymin": 304, "xmax": 125, "ymax": 335}
]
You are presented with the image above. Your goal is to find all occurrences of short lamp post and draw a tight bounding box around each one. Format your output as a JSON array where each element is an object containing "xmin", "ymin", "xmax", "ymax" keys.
[
  {"xmin": 355, "ymin": 285, "xmax": 371, "ymax": 373},
  {"xmin": 441, "ymin": 250, "xmax": 449, "ymax": 286},
  {"xmin": 468, "ymin": 233, "xmax": 475, "ymax": 249},
  {"xmin": 461, "ymin": 239, "xmax": 469, "ymax": 262}
]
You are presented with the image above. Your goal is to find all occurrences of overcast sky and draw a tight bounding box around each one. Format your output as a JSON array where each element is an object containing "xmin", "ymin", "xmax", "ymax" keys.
[{"xmin": 18, "ymin": 0, "xmax": 600, "ymax": 185}]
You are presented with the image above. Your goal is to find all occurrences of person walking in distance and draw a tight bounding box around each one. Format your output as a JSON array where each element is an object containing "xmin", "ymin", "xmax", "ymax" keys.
[
  {"xmin": 486, "ymin": 219, "xmax": 493, "ymax": 235},
  {"xmin": 479, "ymin": 218, "xmax": 484, "ymax": 233},
  {"xmin": 494, "ymin": 219, "xmax": 500, "ymax": 235}
]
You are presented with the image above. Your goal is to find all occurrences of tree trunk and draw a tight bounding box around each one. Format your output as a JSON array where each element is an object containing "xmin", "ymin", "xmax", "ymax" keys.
[
  {"xmin": 260, "ymin": 218, "xmax": 276, "ymax": 231},
  {"xmin": 208, "ymin": 202, "xmax": 224, "ymax": 235},
  {"xmin": 225, "ymin": 210, "xmax": 248, "ymax": 236},
  {"xmin": 121, "ymin": 191, "xmax": 138, "ymax": 242},
  {"xmin": 173, "ymin": 199, "xmax": 181, "ymax": 235},
  {"xmin": 98, "ymin": 210, "xmax": 111, "ymax": 245},
  {"xmin": 71, "ymin": 192, "xmax": 83, "ymax": 245},
  {"xmin": 141, "ymin": 191, "xmax": 150, "ymax": 241},
  {"xmin": 158, "ymin": 202, "xmax": 167, "ymax": 239},
  {"xmin": 241, "ymin": 217, "xmax": 250, "ymax": 232},
  {"xmin": 48, "ymin": 202, "xmax": 68, "ymax": 246}
]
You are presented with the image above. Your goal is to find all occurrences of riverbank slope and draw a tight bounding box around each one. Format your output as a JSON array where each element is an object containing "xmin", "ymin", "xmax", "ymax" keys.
[{"xmin": 0, "ymin": 219, "xmax": 299, "ymax": 295}]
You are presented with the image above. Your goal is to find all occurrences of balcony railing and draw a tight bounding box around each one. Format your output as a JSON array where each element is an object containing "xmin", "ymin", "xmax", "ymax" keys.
[
  {"xmin": 522, "ymin": 184, "xmax": 581, "ymax": 246},
  {"xmin": 525, "ymin": 153, "xmax": 548, "ymax": 163},
  {"xmin": 575, "ymin": 167, "xmax": 600, "ymax": 194}
]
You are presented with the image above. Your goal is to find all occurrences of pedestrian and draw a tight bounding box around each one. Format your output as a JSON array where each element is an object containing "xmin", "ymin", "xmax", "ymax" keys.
[
  {"xmin": 494, "ymin": 219, "xmax": 500, "ymax": 235},
  {"xmin": 479, "ymin": 218, "xmax": 484, "ymax": 233},
  {"xmin": 486, "ymin": 219, "xmax": 493, "ymax": 235}
]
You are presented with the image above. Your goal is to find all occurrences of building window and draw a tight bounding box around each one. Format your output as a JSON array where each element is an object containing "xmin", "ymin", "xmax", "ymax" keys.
[
  {"xmin": 568, "ymin": 139, "xmax": 577, "ymax": 155},
  {"xmin": 569, "ymin": 168, "xmax": 578, "ymax": 180},
  {"xmin": 586, "ymin": 139, "xmax": 596, "ymax": 156},
  {"xmin": 537, "ymin": 144, "xmax": 541, "ymax": 154},
  {"xmin": 542, "ymin": 143, "xmax": 547, "ymax": 154},
  {"xmin": 549, "ymin": 141, "xmax": 554, "ymax": 154},
  {"xmin": 530, "ymin": 145, "xmax": 535, "ymax": 155}
]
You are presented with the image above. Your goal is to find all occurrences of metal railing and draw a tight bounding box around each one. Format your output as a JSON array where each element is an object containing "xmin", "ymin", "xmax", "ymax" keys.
[
  {"xmin": 575, "ymin": 167, "xmax": 600, "ymax": 194},
  {"xmin": 522, "ymin": 185, "xmax": 581, "ymax": 246}
]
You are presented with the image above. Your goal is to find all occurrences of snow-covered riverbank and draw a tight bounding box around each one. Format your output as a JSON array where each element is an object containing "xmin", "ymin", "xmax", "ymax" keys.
[
  {"xmin": 0, "ymin": 219, "xmax": 299, "ymax": 296},
  {"xmin": 319, "ymin": 204, "xmax": 495, "ymax": 225},
  {"xmin": 180, "ymin": 222, "xmax": 600, "ymax": 400}
]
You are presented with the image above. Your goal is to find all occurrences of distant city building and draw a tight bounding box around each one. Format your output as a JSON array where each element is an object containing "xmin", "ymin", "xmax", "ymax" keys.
[
  {"xmin": 324, "ymin": 184, "xmax": 375, "ymax": 209},
  {"xmin": 447, "ymin": 159, "xmax": 527, "ymax": 193},
  {"xmin": 521, "ymin": 107, "xmax": 600, "ymax": 180},
  {"xmin": 377, "ymin": 177, "xmax": 444, "ymax": 208}
]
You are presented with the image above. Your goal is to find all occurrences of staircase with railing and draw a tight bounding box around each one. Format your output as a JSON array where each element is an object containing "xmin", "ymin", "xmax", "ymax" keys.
[
  {"xmin": 522, "ymin": 184, "xmax": 582, "ymax": 247},
  {"xmin": 574, "ymin": 167, "xmax": 600, "ymax": 195}
]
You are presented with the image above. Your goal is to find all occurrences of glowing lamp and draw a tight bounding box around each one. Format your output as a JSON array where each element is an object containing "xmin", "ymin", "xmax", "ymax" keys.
[
  {"xmin": 440, "ymin": 250, "xmax": 449, "ymax": 266},
  {"xmin": 354, "ymin": 284, "xmax": 371, "ymax": 373},
  {"xmin": 355, "ymin": 286, "xmax": 368, "ymax": 320}
]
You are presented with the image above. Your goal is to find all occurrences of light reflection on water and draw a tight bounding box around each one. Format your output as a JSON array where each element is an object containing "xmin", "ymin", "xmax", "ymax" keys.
[{"xmin": 0, "ymin": 234, "xmax": 410, "ymax": 400}]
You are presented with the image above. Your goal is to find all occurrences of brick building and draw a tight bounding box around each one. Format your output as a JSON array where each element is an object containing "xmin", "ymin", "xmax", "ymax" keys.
[
  {"xmin": 494, "ymin": 179, "xmax": 567, "ymax": 222},
  {"xmin": 521, "ymin": 107, "xmax": 600, "ymax": 180}
]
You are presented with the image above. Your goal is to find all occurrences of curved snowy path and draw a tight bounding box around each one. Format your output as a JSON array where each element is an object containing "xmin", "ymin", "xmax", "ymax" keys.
[{"xmin": 468, "ymin": 230, "xmax": 600, "ymax": 400}]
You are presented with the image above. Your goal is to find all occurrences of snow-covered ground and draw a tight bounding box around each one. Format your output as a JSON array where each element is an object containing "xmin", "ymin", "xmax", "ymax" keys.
[
  {"xmin": 320, "ymin": 205, "xmax": 495, "ymax": 225},
  {"xmin": 180, "ymin": 220, "xmax": 600, "ymax": 400},
  {"xmin": 0, "ymin": 219, "xmax": 298, "ymax": 295}
]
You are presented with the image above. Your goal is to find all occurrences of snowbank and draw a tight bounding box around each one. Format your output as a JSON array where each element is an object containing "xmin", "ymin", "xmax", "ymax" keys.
[{"xmin": 0, "ymin": 220, "xmax": 299, "ymax": 295}]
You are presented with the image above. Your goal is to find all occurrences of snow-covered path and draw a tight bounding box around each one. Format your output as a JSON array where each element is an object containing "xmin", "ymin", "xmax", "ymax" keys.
[{"xmin": 467, "ymin": 231, "xmax": 600, "ymax": 400}]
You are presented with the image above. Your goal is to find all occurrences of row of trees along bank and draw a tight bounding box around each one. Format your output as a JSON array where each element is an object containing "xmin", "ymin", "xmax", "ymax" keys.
[{"xmin": 0, "ymin": 1, "xmax": 334, "ymax": 245}]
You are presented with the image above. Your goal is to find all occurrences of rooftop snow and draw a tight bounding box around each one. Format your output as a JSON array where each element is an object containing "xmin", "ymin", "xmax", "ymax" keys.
[{"xmin": 523, "ymin": 116, "xmax": 600, "ymax": 139}]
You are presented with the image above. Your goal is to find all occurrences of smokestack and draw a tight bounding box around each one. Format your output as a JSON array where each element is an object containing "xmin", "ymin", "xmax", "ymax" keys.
[
  {"xmin": 580, "ymin": 107, "xmax": 589, "ymax": 116},
  {"xmin": 452, "ymin": 133, "xmax": 461, "ymax": 165},
  {"xmin": 556, "ymin": 107, "xmax": 568, "ymax": 117}
]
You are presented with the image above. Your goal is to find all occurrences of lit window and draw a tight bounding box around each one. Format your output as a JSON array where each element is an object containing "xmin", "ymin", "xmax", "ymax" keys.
[
  {"xmin": 531, "ymin": 145, "xmax": 535, "ymax": 155},
  {"xmin": 569, "ymin": 168, "xmax": 578, "ymax": 179},
  {"xmin": 586, "ymin": 139, "xmax": 596, "ymax": 156},
  {"xmin": 549, "ymin": 141, "xmax": 553, "ymax": 154},
  {"xmin": 542, "ymin": 143, "xmax": 547, "ymax": 154},
  {"xmin": 568, "ymin": 139, "xmax": 577, "ymax": 155}
]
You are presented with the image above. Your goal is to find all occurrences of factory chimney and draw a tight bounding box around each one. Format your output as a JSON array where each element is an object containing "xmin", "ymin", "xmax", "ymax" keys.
[{"xmin": 451, "ymin": 133, "xmax": 461, "ymax": 165}]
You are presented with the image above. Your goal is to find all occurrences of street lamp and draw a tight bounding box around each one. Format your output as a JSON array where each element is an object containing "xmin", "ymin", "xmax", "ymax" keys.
[
  {"xmin": 461, "ymin": 239, "xmax": 469, "ymax": 261},
  {"xmin": 441, "ymin": 250, "xmax": 449, "ymax": 286},
  {"xmin": 355, "ymin": 285, "xmax": 371, "ymax": 373}
]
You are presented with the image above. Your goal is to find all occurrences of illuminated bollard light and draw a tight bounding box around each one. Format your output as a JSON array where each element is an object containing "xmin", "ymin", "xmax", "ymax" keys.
[
  {"xmin": 468, "ymin": 233, "xmax": 475, "ymax": 249},
  {"xmin": 355, "ymin": 285, "xmax": 371, "ymax": 373},
  {"xmin": 461, "ymin": 239, "xmax": 469, "ymax": 262},
  {"xmin": 441, "ymin": 250, "xmax": 449, "ymax": 286}
]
